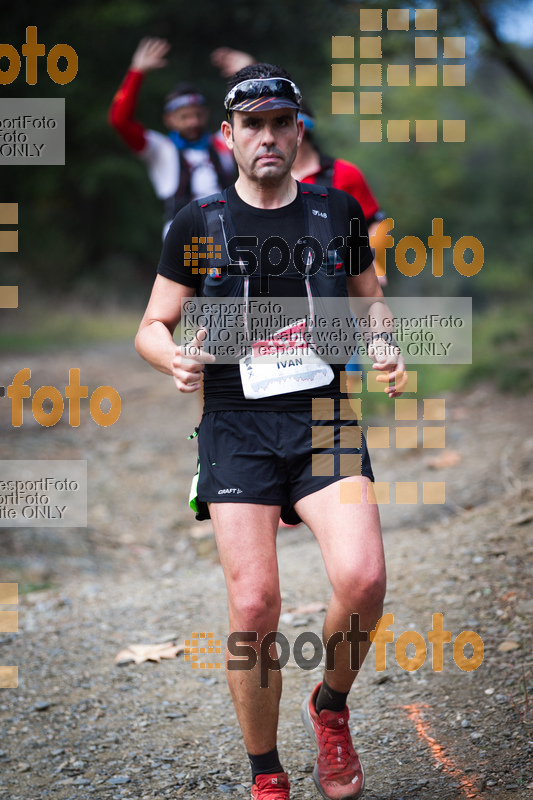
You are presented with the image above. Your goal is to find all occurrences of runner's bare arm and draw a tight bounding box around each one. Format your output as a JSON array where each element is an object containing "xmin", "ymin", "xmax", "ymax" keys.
[{"xmin": 135, "ymin": 275, "xmax": 215, "ymax": 393}]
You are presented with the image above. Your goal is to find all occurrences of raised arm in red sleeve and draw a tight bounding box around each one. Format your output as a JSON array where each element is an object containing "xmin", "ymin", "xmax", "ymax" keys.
[{"xmin": 108, "ymin": 69, "xmax": 147, "ymax": 153}]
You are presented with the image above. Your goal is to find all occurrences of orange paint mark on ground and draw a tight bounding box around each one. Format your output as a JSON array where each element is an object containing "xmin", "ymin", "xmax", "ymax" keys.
[{"xmin": 403, "ymin": 703, "xmax": 481, "ymax": 799}]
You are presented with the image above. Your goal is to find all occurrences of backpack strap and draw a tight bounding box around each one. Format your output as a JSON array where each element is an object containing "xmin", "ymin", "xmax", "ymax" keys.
[
  {"xmin": 195, "ymin": 189, "xmax": 240, "ymax": 277},
  {"xmin": 317, "ymin": 155, "xmax": 335, "ymax": 188},
  {"xmin": 299, "ymin": 184, "xmax": 340, "ymax": 274},
  {"xmin": 164, "ymin": 151, "xmax": 192, "ymax": 222}
]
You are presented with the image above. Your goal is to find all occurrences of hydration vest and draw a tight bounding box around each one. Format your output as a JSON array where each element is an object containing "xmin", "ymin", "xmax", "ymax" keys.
[{"xmin": 193, "ymin": 184, "xmax": 354, "ymax": 351}]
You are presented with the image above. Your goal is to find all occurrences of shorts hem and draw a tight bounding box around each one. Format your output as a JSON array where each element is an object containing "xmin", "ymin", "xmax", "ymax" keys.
[{"xmin": 290, "ymin": 471, "xmax": 375, "ymax": 507}]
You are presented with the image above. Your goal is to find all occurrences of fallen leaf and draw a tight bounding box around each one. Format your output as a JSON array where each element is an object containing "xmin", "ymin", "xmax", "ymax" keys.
[
  {"xmin": 509, "ymin": 511, "xmax": 533, "ymax": 527},
  {"xmin": 499, "ymin": 590, "xmax": 516, "ymax": 602},
  {"xmin": 286, "ymin": 601, "xmax": 327, "ymax": 615},
  {"xmin": 497, "ymin": 640, "xmax": 520, "ymax": 653},
  {"xmin": 426, "ymin": 450, "xmax": 462, "ymax": 469},
  {"xmin": 115, "ymin": 642, "xmax": 185, "ymax": 665}
]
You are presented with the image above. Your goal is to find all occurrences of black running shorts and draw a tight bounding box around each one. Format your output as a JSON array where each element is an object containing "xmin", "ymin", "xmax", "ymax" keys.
[{"xmin": 196, "ymin": 409, "xmax": 374, "ymax": 525}]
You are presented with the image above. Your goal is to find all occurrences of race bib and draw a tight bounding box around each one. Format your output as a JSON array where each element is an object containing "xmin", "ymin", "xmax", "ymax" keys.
[{"xmin": 239, "ymin": 319, "xmax": 334, "ymax": 400}]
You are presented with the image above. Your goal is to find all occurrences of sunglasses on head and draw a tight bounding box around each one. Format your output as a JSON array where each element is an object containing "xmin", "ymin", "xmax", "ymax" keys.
[{"xmin": 224, "ymin": 78, "xmax": 302, "ymax": 114}]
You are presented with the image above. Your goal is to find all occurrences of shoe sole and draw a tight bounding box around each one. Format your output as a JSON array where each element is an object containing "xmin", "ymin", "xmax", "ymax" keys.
[{"xmin": 300, "ymin": 694, "xmax": 365, "ymax": 800}]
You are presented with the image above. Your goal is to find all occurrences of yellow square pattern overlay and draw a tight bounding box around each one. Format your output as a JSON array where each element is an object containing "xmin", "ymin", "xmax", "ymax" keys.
[
  {"xmin": 312, "ymin": 454, "xmax": 335, "ymax": 477},
  {"xmin": 0, "ymin": 286, "xmax": 18, "ymax": 308},
  {"xmin": 415, "ymin": 37, "xmax": 438, "ymax": 59},
  {"xmin": 443, "ymin": 37, "xmax": 465, "ymax": 58},
  {"xmin": 443, "ymin": 65, "xmax": 465, "ymax": 86},
  {"xmin": 312, "ymin": 398, "xmax": 334, "ymax": 420},
  {"xmin": 340, "ymin": 481, "xmax": 362, "ymax": 505},
  {"xmin": 443, "ymin": 120, "xmax": 466, "ymax": 142},
  {"xmin": 0, "ymin": 231, "xmax": 18, "ymax": 252},
  {"xmin": 360, "ymin": 92, "xmax": 382, "ymax": 115},
  {"xmin": 0, "ymin": 609, "xmax": 18, "ymax": 633},
  {"xmin": 416, "ymin": 120, "xmax": 438, "ymax": 142},
  {"xmin": 332, "ymin": 64, "xmax": 355, "ymax": 86},
  {"xmin": 0, "ymin": 666, "xmax": 18, "ymax": 688},
  {"xmin": 423, "ymin": 399, "xmax": 445, "ymax": 420},
  {"xmin": 387, "ymin": 65, "xmax": 410, "ymax": 86},
  {"xmin": 387, "ymin": 9, "xmax": 410, "ymax": 30},
  {"xmin": 312, "ymin": 426, "xmax": 335, "ymax": 449},
  {"xmin": 332, "ymin": 36, "xmax": 354, "ymax": 59},
  {"xmin": 0, "ymin": 584, "xmax": 18, "ymax": 604},
  {"xmin": 415, "ymin": 9, "xmax": 438, "ymax": 30},
  {"xmin": 396, "ymin": 482, "xmax": 418, "ymax": 504},
  {"xmin": 342, "ymin": 370, "xmax": 362, "ymax": 394},
  {"xmin": 367, "ymin": 427, "xmax": 390, "ymax": 448},
  {"xmin": 360, "ymin": 121, "xmax": 382, "ymax": 142},
  {"xmin": 423, "ymin": 482, "xmax": 446, "ymax": 504},
  {"xmin": 340, "ymin": 426, "xmax": 362, "ymax": 449},
  {"xmin": 360, "ymin": 64, "xmax": 382, "ymax": 86},
  {"xmin": 332, "ymin": 93, "xmax": 354, "ymax": 115},
  {"xmin": 0, "ymin": 203, "xmax": 18, "ymax": 224},
  {"xmin": 395, "ymin": 399, "xmax": 417, "ymax": 421},
  {"xmin": 387, "ymin": 120, "xmax": 410, "ymax": 142},
  {"xmin": 423, "ymin": 427, "xmax": 446, "ymax": 448},
  {"xmin": 340, "ymin": 399, "xmax": 360, "ymax": 420},
  {"xmin": 184, "ymin": 632, "xmax": 222, "ymax": 669},
  {"xmin": 360, "ymin": 37, "xmax": 382, "ymax": 59},
  {"xmin": 368, "ymin": 482, "xmax": 390, "ymax": 504},
  {"xmin": 360, "ymin": 9, "xmax": 382, "ymax": 31},
  {"xmin": 396, "ymin": 427, "xmax": 418, "ymax": 449},
  {"xmin": 416, "ymin": 65, "xmax": 438, "ymax": 86},
  {"xmin": 340, "ymin": 454, "xmax": 362, "ymax": 477}
]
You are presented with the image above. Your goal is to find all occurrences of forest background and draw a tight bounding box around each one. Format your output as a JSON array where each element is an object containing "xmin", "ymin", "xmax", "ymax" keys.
[{"xmin": 1, "ymin": 0, "xmax": 532, "ymax": 405}]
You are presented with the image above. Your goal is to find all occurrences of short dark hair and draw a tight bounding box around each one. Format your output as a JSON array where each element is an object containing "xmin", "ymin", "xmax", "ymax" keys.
[{"xmin": 226, "ymin": 63, "xmax": 297, "ymax": 123}]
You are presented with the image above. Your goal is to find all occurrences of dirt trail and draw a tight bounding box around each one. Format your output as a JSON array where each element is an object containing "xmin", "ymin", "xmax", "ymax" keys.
[{"xmin": 0, "ymin": 341, "xmax": 532, "ymax": 800}]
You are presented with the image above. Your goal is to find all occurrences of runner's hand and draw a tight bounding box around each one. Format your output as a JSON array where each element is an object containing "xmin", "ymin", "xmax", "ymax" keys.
[
  {"xmin": 172, "ymin": 328, "xmax": 216, "ymax": 393},
  {"xmin": 131, "ymin": 38, "xmax": 170, "ymax": 73},
  {"xmin": 211, "ymin": 47, "xmax": 255, "ymax": 77},
  {"xmin": 368, "ymin": 337, "xmax": 407, "ymax": 398}
]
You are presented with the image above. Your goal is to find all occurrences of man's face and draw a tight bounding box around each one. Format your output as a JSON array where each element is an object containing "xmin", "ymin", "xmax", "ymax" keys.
[
  {"xmin": 222, "ymin": 108, "xmax": 304, "ymax": 185},
  {"xmin": 163, "ymin": 105, "xmax": 210, "ymax": 141}
]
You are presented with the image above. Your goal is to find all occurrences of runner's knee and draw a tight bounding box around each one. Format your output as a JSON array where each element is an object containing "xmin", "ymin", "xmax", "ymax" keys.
[
  {"xmin": 228, "ymin": 587, "xmax": 282, "ymax": 637},
  {"xmin": 333, "ymin": 565, "xmax": 386, "ymax": 615}
]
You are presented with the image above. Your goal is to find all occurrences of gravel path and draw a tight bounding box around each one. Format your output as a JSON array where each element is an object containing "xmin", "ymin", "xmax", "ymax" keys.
[{"xmin": 0, "ymin": 342, "xmax": 532, "ymax": 799}]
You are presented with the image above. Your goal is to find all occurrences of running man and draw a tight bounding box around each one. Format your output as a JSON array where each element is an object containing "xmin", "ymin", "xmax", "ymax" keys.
[
  {"xmin": 135, "ymin": 63, "xmax": 404, "ymax": 800},
  {"xmin": 109, "ymin": 37, "xmax": 235, "ymax": 238}
]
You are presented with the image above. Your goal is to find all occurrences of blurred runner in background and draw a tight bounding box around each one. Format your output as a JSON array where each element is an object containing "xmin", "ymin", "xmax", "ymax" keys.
[{"xmin": 110, "ymin": 38, "xmax": 235, "ymax": 238}]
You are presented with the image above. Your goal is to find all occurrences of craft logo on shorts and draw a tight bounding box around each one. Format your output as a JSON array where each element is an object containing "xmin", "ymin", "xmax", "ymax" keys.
[
  {"xmin": 0, "ymin": 26, "xmax": 78, "ymax": 85},
  {"xmin": 332, "ymin": 8, "xmax": 466, "ymax": 143}
]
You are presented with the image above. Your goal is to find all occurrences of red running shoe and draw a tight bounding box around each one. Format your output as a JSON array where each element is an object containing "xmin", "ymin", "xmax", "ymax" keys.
[
  {"xmin": 251, "ymin": 772, "xmax": 291, "ymax": 800},
  {"xmin": 301, "ymin": 683, "xmax": 364, "ymax": 800}
]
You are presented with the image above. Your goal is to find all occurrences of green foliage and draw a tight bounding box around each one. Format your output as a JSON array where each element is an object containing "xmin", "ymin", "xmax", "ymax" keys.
[
  {"xmin": 1, "ymin": 0, "xmax": 346, "ymax": 286},
  {"xmin": 1, "ymin": 1, "xmax": 532, "ymax": 395}
]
